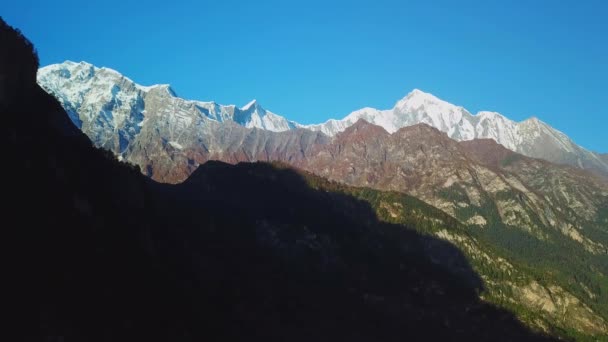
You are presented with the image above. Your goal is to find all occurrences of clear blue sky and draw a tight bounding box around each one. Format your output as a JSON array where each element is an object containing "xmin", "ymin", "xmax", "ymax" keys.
[{"xmin": 4, "ymin": 0, "xmax": 608, "ymax": 152}]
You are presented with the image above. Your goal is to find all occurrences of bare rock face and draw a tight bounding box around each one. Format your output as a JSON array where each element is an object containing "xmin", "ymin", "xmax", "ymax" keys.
[
  {"xmin": 125, "ymin": 119, "xmax": 330, "ymax": 182},
  {"xmin": 305, "ymin": 121, "xmax": 469, "ymax": 197},
  {"xmin": 461, "ymin": 139, "xmax": 608, "ymax": 238},
  {"xmin": 512, "ymin": 281, "xmax": 606, "ymax": 335}
]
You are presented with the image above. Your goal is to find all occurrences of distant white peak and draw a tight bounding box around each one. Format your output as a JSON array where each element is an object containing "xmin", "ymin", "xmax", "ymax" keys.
[
  {"xmin": 194, "ymin": 100, "xmax": 217, "ymax": 106},
  {"xmin": 405, "ymin": 88, "xmax": 438, "ymax": 101},
  {"xmin": 38, "ymin": 60, "xmax": 90, "ymax": 74},
  {"xmin": 395, "ymin": 89, "xmax": 461, "ymax": 111},
  {"xmin": 59, "ymin": 60, "xmax": 92, "ymax": 68},
  {"xmin": 58, "ymin": 60, "xmax": 78, "ymax": 66},
  {"xmin": 309, "ymin": 118, "xmax": 342, "ymax": 126},
  {"xmin": 241, "ymin": 99, "xmax": 258, "ymax": 111},
  {"xmin": 41, "ymin": 61, "xmax": 179, "ymax": 94},
  {"xmin": 74, "ymin": 60, "xmax": 92, "ymax": 66},
  {"xmin": 137, "ymin": 83, "xmax": 172, "ymax": 91},
  {"xmin": 99, "ymin": 66, "xmax": 124, "ymax": 76},
  {"xmin": 477, "ymin": 111, "xmax": 500, "ymax": 116},
  {"xmin": 476, "ymin": 111, "xmax": 508, "ymax": 121},
  {"xmin": 159, "ymin": 84, "xmax": 177, "ymax": 96},
  {"xmin": 344, "ymin": 107, "xmax": 381, "ymax": 119},
  {"xmin": 520, "ymin": 116, "xmax": 545, "ymax": 127}
]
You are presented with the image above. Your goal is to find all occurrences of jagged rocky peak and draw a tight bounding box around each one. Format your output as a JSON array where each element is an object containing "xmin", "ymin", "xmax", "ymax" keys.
[
  {"xmin": 240, "ymin": 99, "xmax": 258, "ymax": 111},
  {"xmin": 37, "ymin": 61, "xmax": 300, "ymax": 146}
]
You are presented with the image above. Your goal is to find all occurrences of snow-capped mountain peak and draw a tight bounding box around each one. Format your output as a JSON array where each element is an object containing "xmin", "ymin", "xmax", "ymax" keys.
[
  {"xmin": 37, "ymin": 61, "xmax": 608, "ymax": 176},
  {"xmin": 476, "ymin": 111, "xmax": 506, "ymax": 120},
  {"xmin": 37, "ymin": 61, "xmax": 299, "ymax": 155},
  {"xmin": 389, "ymin": 89, "xmax": 471, "ymax": 134},
  {"xmin": 304, "ymin": 89, "xmax": 608, "ymax": 175},
  {"xmin": 395, "ymin": 89, "xmax": 454, "ymax": 110},
  {"xmin": 241, "ymin": 99, "xmax": 258, "ymax": 111},
  {"xmin": 137, "ymin": 83, "xmax": 176, "ymax": 95},
  {"xmin": 232, "ymin": 99, "xmax": 299, "ymax": 131}
]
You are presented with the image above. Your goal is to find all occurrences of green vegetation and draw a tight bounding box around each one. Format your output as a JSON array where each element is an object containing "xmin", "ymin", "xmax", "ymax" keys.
[
  {"xmin": 437, "ymin": 184, "xmax": 471, "ymax": 205},
  {"xmin": 294, "ymin": 165, "xmax": 608, "ymax": 340}
]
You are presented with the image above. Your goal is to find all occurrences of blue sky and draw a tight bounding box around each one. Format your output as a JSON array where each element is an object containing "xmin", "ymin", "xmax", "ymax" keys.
[{"xmin": 4, "ymin": 0, "xmax": 608, "ymax": 152}]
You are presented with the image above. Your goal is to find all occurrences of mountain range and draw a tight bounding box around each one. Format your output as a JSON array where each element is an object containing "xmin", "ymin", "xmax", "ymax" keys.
[
  {"xmin": 38, "ymin": 61, "xmax": 608, "ymax": 178},
  {"xmin": 4, "ymin": 17, "xmax": 564, "ymax": 341},
  {"xmin": 33, "ymin": 59, "xmax": 608, "ymax": 339},
  {"xmin": 35, "ymin": 62, "xmax": 608, "ymax": 259}
]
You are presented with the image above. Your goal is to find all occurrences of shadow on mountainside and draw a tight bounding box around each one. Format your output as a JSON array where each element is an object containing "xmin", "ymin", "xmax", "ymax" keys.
[{"xmin": 1, "ymin": 18, "xmax": 556, "ymax": 341}]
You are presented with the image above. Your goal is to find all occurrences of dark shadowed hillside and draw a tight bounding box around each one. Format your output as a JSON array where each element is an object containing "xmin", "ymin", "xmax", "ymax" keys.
[{"xmin": 1, "ymin": 18, "xmax": 557, "ymax": 341}]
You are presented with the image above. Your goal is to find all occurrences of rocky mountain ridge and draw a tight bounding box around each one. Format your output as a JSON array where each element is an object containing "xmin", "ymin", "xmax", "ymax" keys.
[
  {"xmin": 37, "ymin": 61, "xmax": 299, "ymax": 154},
  {"xmin": 38, "ymin": 61, "xmax": 608, "ymax": 176},
  {"xmin": 307, "ymin": 90, "xmax": 608, "ymax": 177}
]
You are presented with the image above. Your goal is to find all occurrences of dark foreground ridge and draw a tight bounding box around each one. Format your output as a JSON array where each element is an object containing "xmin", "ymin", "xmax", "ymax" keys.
[{"xmin": 2, "ymin": 18, "xmax": 556, "ymax": 341}]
